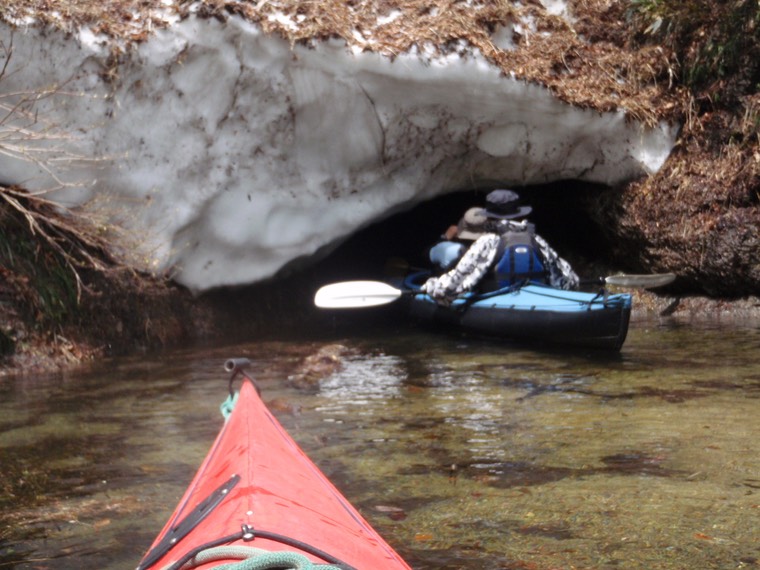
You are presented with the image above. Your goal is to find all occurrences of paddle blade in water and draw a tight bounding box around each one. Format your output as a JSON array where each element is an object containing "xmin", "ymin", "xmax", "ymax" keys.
[{"xmin": 314, "ymin": 281, "xmax": 404, "ymax": 308}]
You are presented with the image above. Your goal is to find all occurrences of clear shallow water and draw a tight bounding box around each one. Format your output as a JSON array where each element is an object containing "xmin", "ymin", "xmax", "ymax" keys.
[{"xmin": 1, "ymin": 319, "xmax": 759, "ymax": 570}]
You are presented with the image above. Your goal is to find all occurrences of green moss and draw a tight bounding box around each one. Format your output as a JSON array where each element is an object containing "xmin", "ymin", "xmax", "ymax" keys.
[
  {"xmin": 0, "ymin": 202, "xmax": 79, "ymax": 329},
  {"xmin": 0, "ymin": 452, "xmax": 50, "ymax": 511}
]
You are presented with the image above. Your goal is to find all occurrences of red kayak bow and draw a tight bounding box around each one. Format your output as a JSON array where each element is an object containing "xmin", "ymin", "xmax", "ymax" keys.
[{"xmin": 137, "ymin": 358, "xmax": 411, "ymax": 570}]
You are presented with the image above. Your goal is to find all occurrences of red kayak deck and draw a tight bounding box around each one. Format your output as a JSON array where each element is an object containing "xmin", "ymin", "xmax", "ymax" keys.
[{"xmin": 138, "ymin": 363, "xmax": 411, "ymax": 570}]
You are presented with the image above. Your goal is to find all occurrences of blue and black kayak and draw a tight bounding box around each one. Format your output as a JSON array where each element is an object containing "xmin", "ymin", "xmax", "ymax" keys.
[{"xmin": 401, "ymin": 272, "xmax": 632, "ymax": 351}]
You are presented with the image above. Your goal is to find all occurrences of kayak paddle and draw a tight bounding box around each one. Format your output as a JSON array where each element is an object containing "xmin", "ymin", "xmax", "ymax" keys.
[
  {"xmin": 313, "ymin": 280, "xmax": 409, "ymax": 308},
  {"xmin": 313, "ymin": 272, "xmax": 676, "ymax": 309},
  {"xmin": 603, "ymin": 273, "xmax": 675, "ymax": 288}
]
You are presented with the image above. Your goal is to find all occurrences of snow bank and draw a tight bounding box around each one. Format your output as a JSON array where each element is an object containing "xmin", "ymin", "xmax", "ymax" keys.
[{"xmin": 0, "ymin": 16, "xmax": 677, "ymax": 291}]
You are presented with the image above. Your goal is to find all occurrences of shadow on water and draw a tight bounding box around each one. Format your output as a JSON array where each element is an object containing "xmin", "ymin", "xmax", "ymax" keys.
[{"xmin": 1, "ymin": 317, "xmax": 760, "ymax": 569}]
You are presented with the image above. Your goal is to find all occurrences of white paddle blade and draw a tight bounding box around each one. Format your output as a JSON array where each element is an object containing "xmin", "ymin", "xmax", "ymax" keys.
[{"xmin": 314, "ymin": 280, "xmax": 404, "ymax": 309}]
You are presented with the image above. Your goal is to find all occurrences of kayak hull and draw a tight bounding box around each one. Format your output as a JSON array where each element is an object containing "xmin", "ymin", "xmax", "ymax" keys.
[
  {"xmin": 404, "ymin": 274, "xmax": 632, "ymax": 351},
  {"xmin": 138, "ymin": 370, "xmax": 411, "ymax": 570}
]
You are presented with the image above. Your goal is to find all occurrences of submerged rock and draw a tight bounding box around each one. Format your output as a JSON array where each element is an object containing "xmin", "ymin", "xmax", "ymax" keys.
[{"xmin": 288, "ymin": 344, "xmax": 354, "ymax": 390}]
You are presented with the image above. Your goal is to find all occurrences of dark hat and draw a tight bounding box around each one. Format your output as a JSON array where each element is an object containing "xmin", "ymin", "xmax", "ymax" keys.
[
  {"xmin": 456, "ymin": 207, "xmax": 488, "ymax": 240},
  {"xmin": 484, "ymin": 189, "xmax": 532, "ymax": 220}
]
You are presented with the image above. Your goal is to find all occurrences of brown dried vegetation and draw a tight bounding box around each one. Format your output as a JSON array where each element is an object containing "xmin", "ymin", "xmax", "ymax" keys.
[
  {"xmin": 1, "ymin": 0, "xmax": 684, "ymax": 123},
  {"xmin": 0, "ymin": 183, "xmax": 212, "ymax": 372}
]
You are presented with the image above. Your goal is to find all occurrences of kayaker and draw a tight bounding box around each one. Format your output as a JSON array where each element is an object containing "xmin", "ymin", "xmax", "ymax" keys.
[
  {"xmin": 483, "ymin": 189, "xmax": 579, "ymax": 291},
  {"xmin": 422, "ymin": 207, "xmax": 502, "ymax": 305},
  {"xmin": 427, "ymin": 206, "xmax": 487, "ymax": 273},
  {"xmin": 421, "ymin": 189, "xmax": 579, "ymax": 305}
]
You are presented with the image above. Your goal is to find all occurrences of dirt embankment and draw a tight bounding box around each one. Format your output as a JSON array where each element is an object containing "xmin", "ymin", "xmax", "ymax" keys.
[{"xmin": 1, "ymin": 204, "xmax": 757, "ymax": 378}]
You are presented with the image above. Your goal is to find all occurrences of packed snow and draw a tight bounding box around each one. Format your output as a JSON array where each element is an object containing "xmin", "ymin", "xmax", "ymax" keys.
[{"xmin": 0, "ymin": 14, "xmax": 677, "ymax": 292}]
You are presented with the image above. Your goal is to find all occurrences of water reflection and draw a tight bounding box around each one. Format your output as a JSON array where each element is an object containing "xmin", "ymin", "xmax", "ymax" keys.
[
  {"xmin": 1, "ymin": 321, "xmax": 759, "ymax": 569},
  {"xmin": 319, "ymin": 354, "xmax": 408, "ymax": 404}
]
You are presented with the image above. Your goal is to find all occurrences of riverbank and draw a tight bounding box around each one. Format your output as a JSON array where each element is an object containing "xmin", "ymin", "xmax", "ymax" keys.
[
  {"xmin": 1, "ymin": 269, "xmax": 757, "ymax": 378},
  {"xmin": 0, "ymin": 271, "xmax": 206, "ymax": 376}
]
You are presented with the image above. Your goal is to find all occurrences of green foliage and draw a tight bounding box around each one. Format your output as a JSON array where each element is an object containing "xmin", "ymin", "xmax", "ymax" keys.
[
  {"xmin": 0, "ymin": 204, "xmax": 79, "ymax": 328},
  {"xmin": 627, "ymin": 0, "xmax": 709, "ymax": 36},
  {"xmin": 627, "ymin": 0, "xmax": 760, "ymax": 92}
]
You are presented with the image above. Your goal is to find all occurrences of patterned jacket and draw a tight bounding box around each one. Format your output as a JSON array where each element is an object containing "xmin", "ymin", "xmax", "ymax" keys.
[{"xmin": 421, "ymin": 221, "xmax": 579, "ymax": 305}]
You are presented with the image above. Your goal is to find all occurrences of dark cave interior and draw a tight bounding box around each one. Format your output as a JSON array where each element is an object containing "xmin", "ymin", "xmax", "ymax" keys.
[
  {"xmin": 202, "ymin": 180, "xmax": 622, "ymax": 337},
  {"xmin": 314, "ymin": 180, "xmax": 616, "ymax": 283}
]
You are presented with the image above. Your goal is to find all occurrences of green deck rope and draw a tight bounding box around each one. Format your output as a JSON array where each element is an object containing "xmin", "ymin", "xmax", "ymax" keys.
[
  {"xmin": 175, "ymin": 545, "xmax": 344, "ymax": 569},
  {"xmin": 220, "ymin": 392, "xmax": 239, "ymax": 420}
]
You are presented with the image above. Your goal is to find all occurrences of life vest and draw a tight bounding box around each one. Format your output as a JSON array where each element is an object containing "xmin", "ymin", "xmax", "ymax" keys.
[{"xmin": 493, "ymin": 229, "xmax": 548, "ymax": 287}]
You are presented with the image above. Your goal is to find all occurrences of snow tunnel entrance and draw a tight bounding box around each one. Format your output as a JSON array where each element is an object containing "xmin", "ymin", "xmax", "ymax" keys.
[
  {"xmin": 201, "ymin": 180, "xmax": 619, "ymax": 337},
  {"xmin": 315, "ymin": 180, "xmax": 616, "ymax": 284}
]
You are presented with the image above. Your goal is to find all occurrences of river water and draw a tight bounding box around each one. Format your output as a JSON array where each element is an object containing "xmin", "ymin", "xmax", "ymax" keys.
[{"xmin": 1, "ymin": 316, "xmax": 759, "ymax": 570}]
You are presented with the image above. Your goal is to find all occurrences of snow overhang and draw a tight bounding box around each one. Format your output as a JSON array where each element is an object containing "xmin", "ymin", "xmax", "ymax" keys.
[{"xmin": 0, "ymin": 14, "xmax": 678, "ymax": 291}]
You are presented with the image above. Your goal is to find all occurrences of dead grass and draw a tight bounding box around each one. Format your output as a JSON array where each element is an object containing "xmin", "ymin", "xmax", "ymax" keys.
[
  {"xmin": 204, "ymin": 0, "xmax": 684, "ymax": 124},
  {"xmin": 0, "ymin": 0, "xmax": 175, "ymax": 41},
  {"xmin": 0, "ymin": 0, "xmax": 683, "ymax": 125}
]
